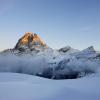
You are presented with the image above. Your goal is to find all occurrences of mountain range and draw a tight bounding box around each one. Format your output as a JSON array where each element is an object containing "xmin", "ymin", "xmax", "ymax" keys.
[{"xmin": 0, "ymin": 32, "xmax": 100, "ymax": 79}]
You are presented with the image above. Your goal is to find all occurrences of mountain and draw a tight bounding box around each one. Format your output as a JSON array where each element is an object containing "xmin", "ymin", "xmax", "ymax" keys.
[
  {"xmin": 70, "ymin": 46, "xmax": 97, "ymax": 59},
  {"xmin": 15, "ymin": 32, "xmax": 47, "ymax": 51},
  {"xmin": 81, "ymin": 46, "xmax": 96, "ymax": 54},
  {"xmin": 1, "ymin": 32, "xmax": 50, "ymax": 56},
  {"xmin": 1, "ymin": 32, "xmax": 97, "ymax": 57},
  {"xmin": 58, "ymin": 46, "xmax": 79, "ymax": 54},
  {"xmin": 0, "ymin": 32, "xmax": 100, "ymax": 61},
  {"xmin": 0, "ymin": 32, "xmax": 100, "ymax": 79}
]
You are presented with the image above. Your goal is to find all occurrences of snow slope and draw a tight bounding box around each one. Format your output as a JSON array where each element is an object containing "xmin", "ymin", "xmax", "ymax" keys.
[{"xmin": 0, "ymin": 73, "xmax": 100, "ymax": 100}]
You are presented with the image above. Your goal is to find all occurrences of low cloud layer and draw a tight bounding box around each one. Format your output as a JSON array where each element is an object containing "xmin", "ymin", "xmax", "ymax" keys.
[
  {"xmin": 0, "ymin": 55, "xmax": 99, "ymax": 79},
  {"xmin": 0, "ymin": 55, "xmax": 48, "ymax": 75}
]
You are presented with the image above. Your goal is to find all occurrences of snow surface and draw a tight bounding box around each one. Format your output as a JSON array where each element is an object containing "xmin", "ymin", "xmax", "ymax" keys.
[{"xmin": 0, "ymin": 72, "xmax": 100, "ymax": 100}]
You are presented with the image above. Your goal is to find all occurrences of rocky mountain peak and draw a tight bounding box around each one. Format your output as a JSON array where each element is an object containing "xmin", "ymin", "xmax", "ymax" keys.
[
  {"xmin": 82, "ymin": 46, "xmax": 96, "ymax": 53},
  {"xmin": 15, "ymin": 32, "xmax": 47, "ymax": 51}
]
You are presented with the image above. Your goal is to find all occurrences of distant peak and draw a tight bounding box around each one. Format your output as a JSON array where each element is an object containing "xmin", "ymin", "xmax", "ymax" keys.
[
  {"xmin": 87, "ymin": 46, "xmax": 94, "ymax": 50},
  {"xmin": 82, "ymin": 46, "xmax": 96, "ymax": 53},
  {"xmin": 85, "ymin": 46, "xmax": 95, "ymax": 51}
]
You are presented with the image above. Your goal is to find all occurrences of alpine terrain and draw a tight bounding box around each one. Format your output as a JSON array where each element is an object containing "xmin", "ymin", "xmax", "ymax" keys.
[{"xmin": 0, "ymin": 32, "xmax": 100, "ymax": 79}]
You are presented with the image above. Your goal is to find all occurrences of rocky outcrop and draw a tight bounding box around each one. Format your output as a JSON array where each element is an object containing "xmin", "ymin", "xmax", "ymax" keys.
[{"xmin": 15, "ymin": 32, "xmax": 47, "ymax": 51}]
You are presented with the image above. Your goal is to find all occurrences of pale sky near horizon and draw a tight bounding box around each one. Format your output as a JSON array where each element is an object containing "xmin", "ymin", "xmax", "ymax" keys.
[{"xmin": 0, "ymin": 0, "xmax": 100, "ymax": 51}]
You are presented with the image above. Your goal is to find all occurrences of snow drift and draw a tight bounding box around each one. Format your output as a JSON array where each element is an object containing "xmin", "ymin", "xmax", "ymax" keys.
[{"xmin": 0, "ymin": 73, "xmax": 100, "ymax": 100}]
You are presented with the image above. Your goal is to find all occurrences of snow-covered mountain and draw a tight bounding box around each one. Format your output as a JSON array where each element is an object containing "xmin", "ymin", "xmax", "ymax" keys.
[
  {"xmin": 58, "ymin": 46, "xmax": 79, "ymax": 54},
  {"xmin": 70, "ymin": 46, "xmax": 97, "ymax": 59},
  {"xmin": 0, "ymin": 32, "xmax": 100, "ymax": 79},
  {"xmin": 1, "ymin": 32, "xmax": 99, "ymax": 59}
]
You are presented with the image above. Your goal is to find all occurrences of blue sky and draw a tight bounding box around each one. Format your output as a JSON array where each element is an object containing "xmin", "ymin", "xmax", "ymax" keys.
[{"xmin": 0, "ymin": 0, "xmax": 100, "ymax": 51}]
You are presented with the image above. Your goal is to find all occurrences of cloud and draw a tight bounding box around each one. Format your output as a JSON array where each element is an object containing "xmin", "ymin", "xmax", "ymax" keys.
[
  {"xmin": 0, "ymin": 54, "xmax": 99, "ymax": 79},
  {"xmin": 0, "ymin": 55, "xmax": 48, "ymax": 74}
]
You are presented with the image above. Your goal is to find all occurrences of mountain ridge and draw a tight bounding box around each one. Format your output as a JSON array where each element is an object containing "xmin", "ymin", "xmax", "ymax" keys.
[{"xmin": 0, "ymin": 32, "xmax": 99, "ymax": 56}]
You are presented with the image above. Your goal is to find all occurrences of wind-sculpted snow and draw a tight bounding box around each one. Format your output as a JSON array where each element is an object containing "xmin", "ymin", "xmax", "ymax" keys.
[{"xmin": 0, "ymin": 54, "xmax": 99, "ymax": 79}]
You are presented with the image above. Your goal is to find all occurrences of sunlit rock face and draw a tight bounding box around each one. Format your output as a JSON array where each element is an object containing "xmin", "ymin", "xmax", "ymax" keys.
[
  {"xmin": 15, "ymin": 32, "xmax": 47, "ymax": 52},
  {"xmin": 0, "ymin": 32, "xmax": 51, "ymax": 56}
]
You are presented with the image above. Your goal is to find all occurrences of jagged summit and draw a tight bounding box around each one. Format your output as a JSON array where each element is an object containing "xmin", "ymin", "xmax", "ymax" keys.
[
  {"xmin": 82, "ymin": 46, "xmax": 96, "ymax": 54},
  {"xmin": 15, "ymin": 32, "xmax": 47, "ymax": 51},
  {"xmin": 58, "ymin": 46, "xmax": 79, "ymax": 54}
]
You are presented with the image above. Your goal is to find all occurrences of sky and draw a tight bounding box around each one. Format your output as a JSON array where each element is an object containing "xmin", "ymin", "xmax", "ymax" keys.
[{"xmin": 0, "ymin": 0, "xmax": 100, "ymax": 51}]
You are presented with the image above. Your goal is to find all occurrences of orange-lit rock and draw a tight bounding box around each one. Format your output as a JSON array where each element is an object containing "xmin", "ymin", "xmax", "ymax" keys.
[{"xmin": 15, "ymin": 32, "xmax": 47, "ymax": 50}]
